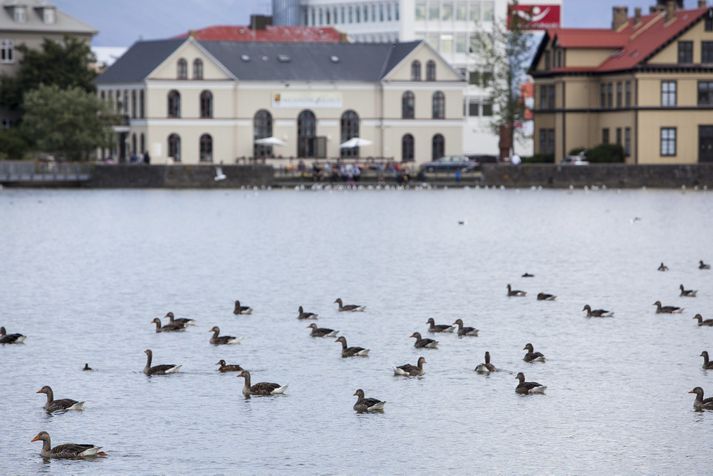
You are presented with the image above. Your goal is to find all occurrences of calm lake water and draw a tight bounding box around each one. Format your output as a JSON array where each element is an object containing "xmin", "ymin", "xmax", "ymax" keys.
[{"xmin": 1, "ymin": 187, "xmax": 713, "ymax": 475}]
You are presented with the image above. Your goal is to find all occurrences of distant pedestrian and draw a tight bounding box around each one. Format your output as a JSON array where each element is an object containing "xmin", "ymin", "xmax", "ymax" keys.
[{"xmin": 143, "ymin": 151, "xmax": 151, "ymax": 164}]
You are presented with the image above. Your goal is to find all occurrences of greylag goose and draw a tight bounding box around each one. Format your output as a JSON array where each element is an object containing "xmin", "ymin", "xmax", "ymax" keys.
[
  {"xmin": 521, "ymin": 273, "xmax": 535, "ymax": 278},
  {"xmin": 335, "ymin": 336, "xmax": 369, "ymax": 357},
  {"xmin": 32, "ymin": 432, "xmax": 106, "ymax": 459},
  {"xmin": 394, "ymin": 357, "xmax": 426, "ymax": 377},
  {"xmin": 334, "ymin": 298, "xmax": 366, "ymax": 312},
  {"xmin": 209, "ymin": 326, "xmax": 240, "ymax": 345},
  {"xmin": 216, "ymin": 360, "xmax": 243, "ymax": 373},
  {"xmin": 297, "ymin": 306, "xmax": 318, "ymax": 320},
  {"xmin": 36, "ymin": 386, "xmax": 84, "ymax": 413},
  {"xmin": 233, "ymin": 300, "xmax": 253, "ymax": 315},
  {"xmin": 474, "ymin": 351, "xmax": 497, "ymax": 374},
  {"xmin": 307, "ymin": 323, "xmax": 338, "ymax": 338},
  {"xmin": 700, "ymin": 351, "xmax": 713, "ymax": 370},
  {"xmin": 82, "ymin": 363, "xmax": 92, "ymax": 371},
  {"xmin": 680, "ymin": 285, "xmax": 698, "ymax": 297},
  {"xmin": 582, "ymin": 305, "xmax": 614, "ymax": 318},
  {"xmin": 658, "ymin": 262, "xmax": 669, "ymax": 272},
  {"xmin": 700, "ymin": 260, "xmax": 711, "ymax": 270},
  {"xmin": 653, "ymin": 301, "xmax": 683, "ymax": 314},
  {"xmin": 515, "ymin": 372, "xmax": 546, "ymax": 395},
  {"xmin": 164, "ymin": 311, "xmax": 196, "ymax": 326},
  {"xmin": 353, "ymin": 389, "xmax": 385, "ymax": 413},
  {"xmin": 426, "ymin": 318, "xmax": 455, "ymax": 333},
  {"xmin": 143, "ymin": 349, "xmax": 181, "ymax": 376},
  {"xmin": 238, "ymin": 370, "xmax": 287, "ymax": 397},
  {"xmin": 410, "ymin": 332, "xmax": 438, "ymax": 349},
  {"xmin": 507, "ymin": 284, "xmax": 526, "ymax": 297},
  {"xmin": 0, "ymin": 326, "xmax": 26, "ymax": 344},
  {"xmin": 536, "ymin": 292, "xmax": 557, "ymax": 301},
  {"xmin": 689, "ymin": 387, "xmax": 713, "ymax": 411},
  {"xmin": 151, "ymin": 317, "xmax": 185, "ymax": 333},
  {"xmin": 453, "ymin": 319, "xmax": 479, "ymax": 337},
  {"xmin": 693, "ymin": 314, "xmax": 713, "ymax": 327},
  {"xmin": 523, "ymin": 343, "xmax": 546, "ymax": 363}
]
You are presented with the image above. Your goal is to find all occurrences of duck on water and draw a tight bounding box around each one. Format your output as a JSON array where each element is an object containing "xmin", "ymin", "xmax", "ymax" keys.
[
  {"xmin": 582, "ymin": 305, "xmax": 614, "ymax": 318},
  {"xmin": 353, "ymin": 389, "xmax": 385, "ymax": 413},
  {"xmin": 143, "ymin": 349, "xmax": 181, "ymax": 376},
  {"xmin": 334, "ymin": 298, "xmax": 366, "ymax": 312},
  {"xmin": 653, "ymin": 301, "xmax": 683, "ymax": 314},
  {"xmin": 238, "ymin": 370, "xmax": 287, "ymax": 397},
  {"xmin": 426, "ymin": 318, "xmax": 454, "ymax": 333},
  {"xmin": 36, "ymin": 386, "xmax": 85, "ymax": 413},
  {"xmin": 307, "ymin": 323, "xmax": 339, "ymax": 337},
  {"xmin": 31, "ymin": 431, "xmax": 107, "ymax": 459},
  {"xmin": 515, "ymin": 372, "xmax": 546, "ymax": 395},
  {"xmin": 475, "ymin": 351, "xmax": 497, "ymax": 375},
  {"xmin": 0, "ymin": 326, "xmax": 26, "ymax": 344},
  {"xmin": 689, "ymin": 387, "xmax": 713, "ymax": 411},
  {"xmin": 233, "ymin": 300, "xmax": 253, "ymax": 315},
  {"xmin": 394, "ymin": 357, "xmax": 426, "ymax": 377},
  {"xmin": 209, "ymin": 326, "xmax": 241, "ymax": 345},
  {"xmin": 410, "ymin": 332, "xmax": 438, "ymax": 349}
]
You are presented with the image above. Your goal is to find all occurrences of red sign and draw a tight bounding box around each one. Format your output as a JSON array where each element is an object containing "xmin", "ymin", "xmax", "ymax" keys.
[{"xmin": 508, "ymin": 4, "xmax": 561, "ymax": 30}]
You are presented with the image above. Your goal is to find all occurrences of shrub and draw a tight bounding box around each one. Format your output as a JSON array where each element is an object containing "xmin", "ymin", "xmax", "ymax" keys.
[
  {"xmin": 0, "ymin": 128, "xmax": 29, "ymax": 160},
  {"xmin": 522, "ymin": 154, "xmax": 554, "ymax": 164},
  {"xmin": 568, "ymin": 147, "xmax": 586, "ymax": 156},
  {"xmin": 586, "ymin": 144, "xmax": 625, "ymax": 163}
]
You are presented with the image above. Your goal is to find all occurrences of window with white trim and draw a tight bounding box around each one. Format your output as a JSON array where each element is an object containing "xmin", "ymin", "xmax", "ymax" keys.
[
  {"xmin": 1, "ymin": 39, "xmax": 14, "ymax": 64},
  {"xmin": 660, "ymin": 128, "xmax": 676, "ymax": 157}
]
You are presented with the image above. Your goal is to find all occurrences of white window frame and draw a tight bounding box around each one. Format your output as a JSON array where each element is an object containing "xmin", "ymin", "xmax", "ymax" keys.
[{"xmin": 1, "ymin": 39, "xmax": 14, "ymax": 64}]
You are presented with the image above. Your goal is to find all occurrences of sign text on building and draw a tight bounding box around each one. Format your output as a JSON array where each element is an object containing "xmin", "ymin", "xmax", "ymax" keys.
[
  {"xmin": 272, "ymin": 91, "xmax": 343, "ymax": 109},
  {"xmin": 508, "ymin": 4, "xmax": 561, "ymax": 30}
]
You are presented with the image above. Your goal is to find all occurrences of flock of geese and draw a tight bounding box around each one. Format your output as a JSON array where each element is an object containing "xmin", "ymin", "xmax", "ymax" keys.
[{"xmin": 3, "ymin": 259, "xmax": 713, "ymax": 460}]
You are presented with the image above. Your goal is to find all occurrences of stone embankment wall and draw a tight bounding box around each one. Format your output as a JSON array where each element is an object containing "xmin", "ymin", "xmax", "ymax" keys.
[{"xmin": 87, "ymin": 165, "xmax": 274, "ymax": 188}]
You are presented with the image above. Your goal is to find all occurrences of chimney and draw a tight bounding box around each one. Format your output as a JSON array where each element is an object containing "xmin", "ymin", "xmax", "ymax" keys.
[
  {"xmin": 665, "ymin": 0, "xmax": 676, "ymax": 21},
  {"xmin": 612, "ymin": 6, "xmax": 629, "ymax": 30},
  {"xmin": 699, "ymin": 0, "xmax": 707, "ymax": 8},
  {"xmin": 634, "ymin": 7, "xmax": 642, "ymax": 24},
  {"xmin": 249, "ymin": 14, "xmax": 273, "ymax": 30}
]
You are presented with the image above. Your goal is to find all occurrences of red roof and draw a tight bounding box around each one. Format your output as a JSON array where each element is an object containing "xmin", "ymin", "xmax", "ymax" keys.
[
  {"xmin": 176, "ymin": 25, "xmax": 343, "ymax": 43},
  {"xmin": 538, "ymin": 7, "xmax": 709, "ymax": 73}
]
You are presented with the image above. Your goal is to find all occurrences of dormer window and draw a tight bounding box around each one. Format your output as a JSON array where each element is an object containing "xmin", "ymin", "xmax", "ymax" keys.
[
  {"xmin": 14, "ymin": 6, "xmax": 27, "ymax": 23},
  {"xmin": 42, "ymin": 7, "xmax": 56, "ymax": 25}
]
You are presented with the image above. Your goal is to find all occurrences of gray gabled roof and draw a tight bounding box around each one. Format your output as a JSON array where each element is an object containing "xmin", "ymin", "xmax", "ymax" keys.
[
  {"xmin": 97, "ymin": 39, "xmax": 423, "ymax": 85},
  {"xmin": 0, "ymin": 0, "xmax": 96, "ymax": 34}
]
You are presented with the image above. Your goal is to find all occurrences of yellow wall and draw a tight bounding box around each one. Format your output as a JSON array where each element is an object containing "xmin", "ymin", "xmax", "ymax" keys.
[{"xmin": 648, "ymin": 19, "xmax": 713, "ymax": 65}]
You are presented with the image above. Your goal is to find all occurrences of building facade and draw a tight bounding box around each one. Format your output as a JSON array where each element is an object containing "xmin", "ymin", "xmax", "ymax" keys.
[
  {"xmin": 96, "ymin": 38, "xmax": 465, "ymax": 165},
  {"xmin": 531, "ymin": 1, "xmax": 713, "ymax": 164},
  {"xmin": 0, "ymin": 0, "xmax": 96, "ymax": 127}
]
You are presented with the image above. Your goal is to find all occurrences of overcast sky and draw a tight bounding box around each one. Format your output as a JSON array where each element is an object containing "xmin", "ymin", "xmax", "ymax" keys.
[{"xmin": 54, "ymin": 0, "xmax": 702, "ymax": 46}]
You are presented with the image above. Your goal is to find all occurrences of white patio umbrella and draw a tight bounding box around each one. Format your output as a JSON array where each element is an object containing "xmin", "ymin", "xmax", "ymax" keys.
[
  {"xmin": 254, "ymin": 136, "xmax": 286, "ymax": 146},
  {"xmin": 340, "ymin": 137, "xmax": 372, "ymax": 149}
]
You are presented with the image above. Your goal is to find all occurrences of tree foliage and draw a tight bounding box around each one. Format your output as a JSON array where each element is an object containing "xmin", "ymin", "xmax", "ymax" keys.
[
  {"xmin": 21, "ymin": 85, "xmax": 115, "ymax": 161},
  {"xmin": 0, "ymin": 128, "xmax": 29, "ymax": 160}
]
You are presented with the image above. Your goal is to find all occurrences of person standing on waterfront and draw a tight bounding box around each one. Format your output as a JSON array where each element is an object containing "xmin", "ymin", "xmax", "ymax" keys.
[{"xmin": 143, "ymin": 151, "xmax": 151, "ymax": 164}]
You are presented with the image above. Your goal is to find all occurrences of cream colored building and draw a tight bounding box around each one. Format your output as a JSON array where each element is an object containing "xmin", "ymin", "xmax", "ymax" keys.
[
  {"xmin": 96, "ymin": 38, "xmax": 465, "ymax": 164},
  {"xmin": 531, "ymin": 1, "xmax": 713, "ymax": 164}
]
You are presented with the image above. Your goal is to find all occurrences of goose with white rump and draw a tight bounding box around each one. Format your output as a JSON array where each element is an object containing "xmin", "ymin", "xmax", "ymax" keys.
[
  {"xmin": 0, "ymin": 326, "xmax": 26, "ymax": 344},
  {"xmin": 475, "ymin": 351, "xmax": 497, "ymax": 375},
  {"xmin": 653, "ymin": 301, "xmax": 683, "ymax": 314},
  {"xmin": 335, "ymin": 336, "xmax": 370, "ymax": 357},
  {"xmin": 238, "ymin": 370, "xmax": 287, "ymax": 397},
  {"xmin": 700, "ymin": 351, "xmax": 713, "ymax": 370},
  {"xmin": 693, "ymin": 314, "xmax": 713, "ymax": 327},
  {"xmin": 36, "ymin": 386, "xmax": 85, "ymax": 413},
  {"xmin": 680, "ymin": 284, "xmax": 698, "ymax": 297},
  {"xmin": 143, "ymin": 349, "xmax": 181, "ymax": 376},
  {"xmin": 689, "ymin": 387, "xmax": 713, "ymax": 411},
  {"xmin": 426, "ymin": 318, "xmax": 455, "ymax": 333},
  {"xmin": 507, "ymin": 284, "xmax": 526, "ymax": 297},
  {"xmin": 334, "ymin": 298, "xmax": 365, "ymax": 312},
  {"xmin": 151, "ymin": 317, "xmax": 186, "ymax": 333},
  {"xmin": 164, "ymin": 311, "xmax": 196, "ymax": 326},
  {"xmin": 31, "ymin": 431, "xmax": 107, "ymax": 459},
  {"xmin": 582, "ymin": 305, "xmax": 614, "ymax": 318},
  {"xmin": 515, "ymin": 372, "xmax": 546, "ymax": 395},
  {"xmin": 410, "ymin": 332, "xmax": 438, "ymax": 349},
  {"xmin": 523, "ymin": 343, "xmax": 546, "ymax": 363},
  {"xmin": 353, "ymin": 389, "xmax": 385, "ymax": 413},
  {"xmin": 394, "ymin": 357, "xmax": 426, "ymax": 377},
  {"xmin": 307, "ymin": 323, "xmax": 339, "ymax": 338},
  {"xmin": 537, "ymin": 292, "xmax": 557, "ymax": 301},
  {"xmin": 209, "ymin": 326, "xmax": 241, "ymax": 345},
  {"xmin": 453, "ymin": 319, "xmax": 479, "ymax": 337},
  {"xmin": 297, "ymin": 306, "xmax": 318, "ymax": 320},
  {"xmin": 233, "ymin": 300, "xmax": 253, "ymax": 315}
]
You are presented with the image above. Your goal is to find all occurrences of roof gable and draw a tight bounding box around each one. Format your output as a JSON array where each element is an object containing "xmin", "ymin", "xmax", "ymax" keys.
[
  {"xmin": 96, "ymin": 39, "xmax": 184, "ymax": 84},
  {"xmin": 381, "ymin": 41, "xmax": 463, "ymax": 81}
]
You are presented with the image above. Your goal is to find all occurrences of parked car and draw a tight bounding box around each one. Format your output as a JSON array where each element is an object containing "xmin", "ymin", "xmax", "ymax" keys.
[
  {"xmin": 562, "ymin": 151, "xmax": 589, "ymax": 165},
  {"xmin": 467, "ymin": 154, "xmax": 498, "ymax": 164},
  {"xmin": 421, "ymin": 155, "xmax": 477, "ymax": 172}
]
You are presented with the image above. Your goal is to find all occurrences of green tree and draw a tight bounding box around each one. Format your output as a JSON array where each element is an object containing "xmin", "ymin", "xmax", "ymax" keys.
[
  {"xmin": 0, "ymin": 128, "xmax": 29, "ymax": 160},
  {"xmin": 21, "ymin": 85, "xmax": 115, "ymax": 161},
  {"xmin": 471, "ymin": 2, "xmax": 533, "ymax": 156}
]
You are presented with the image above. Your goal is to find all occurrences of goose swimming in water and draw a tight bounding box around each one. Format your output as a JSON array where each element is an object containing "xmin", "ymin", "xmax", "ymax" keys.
[
  {"xmin": 515, "ymin": 372, "xmax": 546, "ymax": 395},
  {"xmin": 335, "ymin": 336, "xmax": 370, "ymax": 357},
  {"xmin": 151, "ymin": 317, "xmax": 186, "ymax": 333},
  {"xmin": 507, "ymin": 284, "xmax": 526, "ymax": 297},
  {"xmin": 474, "ymin": 351, "xmax": 497, "ymax": 374},
  {"xmin": 209, "ymin": 326, "xmax": 240, "ymax": 345},
  {"xmin": 426, "ymin": 318, "xmax": 455, "ymax": 333},
  {"xmin": 82, "ymin": 363, "xmax": 92, "ymax": 371},
  {"xmin": 693, "ymin": 314, "xmax": 713, "ymax": 327},
  {"xmin": 216, "ymin": 360, "xmax": 243, "ymax": 373},
  {"xmin": 233, "ymin": 300, "xmax": 253, "ymax": 315},
  {"xmin": 297, "ymin": 306, "xmax": 318, "ymax": 320},
  {"xmin": 334, "ymin": 298, "xmax": 366, "ymax": 312},
  {"xmin": 653, "ymin": 301, "xmax": 683, "ymax": 314},
  {"xmin": 582, "ymin": 305, "xmax": 614, "ymax": 318},
  {"xmin": 453, "ymin": 319, "xmax": 479, "ymax": 337},
  {"xmin": 31, "ymin": 431, "xmax": 107, "ymax": 459},
  {"xmin": 521, "ymin": 273, "xmax": 535, "ymax": 278},
  {"xmin": 689, "ymin": 387, "xmax": 713, "ymax": 411},
  {"xmin": 238, "ymin": 370, "xmax": 287, "ymax": 397},
  {"xmin": 394, "ymin": 357, "xmax": 426, "ymax": 377},
  {"xmin": 523, "ymin": 343, "xmax": 546, "ymax": 363},
  {"xmin": 537, "ymin": 292, "xmax": 557, "ymax": 301},
  {"xmin": 0, "ymin": 326, "xmax": 26, "ymax": 344},
  {"xmin": 36, "ymin": 386, "xmax": 85, "ymax": 413},
  {"xmin": 680, "ymin": 284, "xmax": 698, "ymax": 297},
  {"xmin": 410, "ymin": 332, "xmax": 438, "ymax": 349},
  {"xmin": 353, "ymin": 389, "xmax": 385, "ymax": 413},
  {"xmin": 700, "ymin": 260, "xmax": 711, "ymax": 270},
  {"xmin": 307, "ymin": 323, "xmax": 339, "ymax": 337},
  {"xmin": 658, "ymin": 262, "xmax": 669, "ymax": 272},
  {"xmin": 143, "ymin": 349, "xmax": 181, "ymax": 376},
  {"xmin": 164, "ymin": 312, "xmax": 196, "ymax": 326},
  {"xmin": 700, "ymin": 351, "xmax": 713, "ymax": 370}
]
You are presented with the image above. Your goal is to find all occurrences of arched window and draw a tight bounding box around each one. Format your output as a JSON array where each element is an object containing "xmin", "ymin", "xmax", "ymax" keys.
[
  {"xmin": 297, "ymin": 110, "xmax": 316, "ymax": 158},
  {"xmin": 253, "ymin": 109, "xmax": 273, "ymax": 158},
  {"xmin": 131, "ymin": 90, "xmax": 137, "ymax": 119},
  {"xmin": 193, "ymin": 59, "xmax": 204, "ymax": 80},
  {"xmin": 411, "ymin": 60, "xmax": 421, "ymax": 81},
  {"xmin": 340, "ymin": 110, "xmax": 360, "ymax": 158},
  {"xmin": 167, "ymin": 90, "xmax": 181, "ymax": 118},
  {"xmin": 426, "ymin": 60, "xmax": 436, "ymax": 81},
  {"xmin": 131, "ymin": 133, "xmax": 137, "ymax": 156},
  {"xmin": 199, "ymin": 134, "xmax": 213, "ymax": 162},
  {"xmin": 402, "ymin": 134, "xmax": 415, "ymax": 162},
  {"xmin": 168, "ymin": 133, "xmax": 181, "ymax": 162},
  {"xmin": 200, "ymin": 90, "xmax": 213, "ymax": 118},
  {"xmin": 177, "ymin": 58, "xmax": 188, "ymax": 80},
  {"xmin": 402, "ymin": 91, "xmax": 415, "ymax": 119},
  {"xmin": 432, "ymin": 134, "xmax": 445, "ymax": 161},
  {"xmin": 432, "ymin": 91, "xmax": 445, "ymax": 119},
  {"xmin": 140, "ymin": 133, "xmax": 145, "ymax": 154},
  {"xmin": 139, "ymin": 90, "xmax": 145, "ymax": 118}
]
